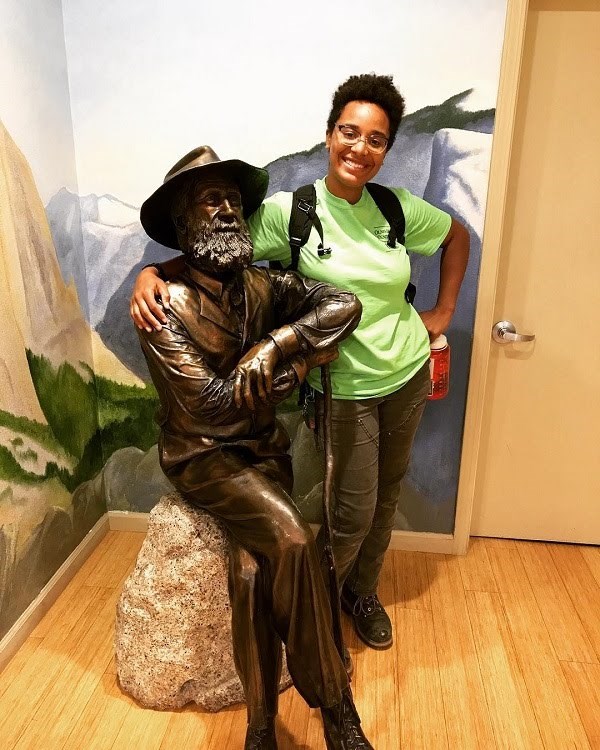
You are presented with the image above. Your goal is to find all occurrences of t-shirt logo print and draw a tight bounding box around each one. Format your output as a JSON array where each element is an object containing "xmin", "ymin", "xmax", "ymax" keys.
[{"xmin": 373, "ymin": 225, "xmax": 390, "ymax": 243}]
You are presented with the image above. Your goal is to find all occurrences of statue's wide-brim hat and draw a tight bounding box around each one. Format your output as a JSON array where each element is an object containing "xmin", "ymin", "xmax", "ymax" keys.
[{"xmin": 140, "ymin": 145, "xmax": 269, "ymax": 249}]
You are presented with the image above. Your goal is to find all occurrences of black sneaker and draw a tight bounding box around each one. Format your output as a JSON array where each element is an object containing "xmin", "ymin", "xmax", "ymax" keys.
[
  {"xmin": 321, "ymin": 688, "xmax": 374, "ymax": 750},
  {"xmin": 341, "ymin": 585, "xmax": 393, "ymax": 650},
  {"xmin": 244, "ymin": 722, "xmax": 277, "ymax": 750}
]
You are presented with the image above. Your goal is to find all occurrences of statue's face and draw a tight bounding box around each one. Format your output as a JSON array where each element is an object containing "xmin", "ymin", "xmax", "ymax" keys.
[
  {"xmin": 190, "ymin": 178, "xmax": 244, "ymax": 230},
  {"xmin": 179, "ymin": 176, "xmax": 253, "ymax": 273}
]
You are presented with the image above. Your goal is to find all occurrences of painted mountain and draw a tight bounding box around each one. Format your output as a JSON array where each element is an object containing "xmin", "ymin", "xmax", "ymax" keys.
[
  {"xmin": 0, "ymin": 122, "xmax": 158, "ymax": 638},
  {"xmin": 265, "ymin": 89, "xmax": 493, "ymax": 197},
  {"xmin": 44, "ymin": 90, "xmax": 495, "ymax": 534}
]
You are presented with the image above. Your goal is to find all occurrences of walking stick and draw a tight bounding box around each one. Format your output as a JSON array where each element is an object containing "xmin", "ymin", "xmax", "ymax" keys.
[{"xmin": 320, "ymin": 364, "xmax": 345, "ymax": 662}]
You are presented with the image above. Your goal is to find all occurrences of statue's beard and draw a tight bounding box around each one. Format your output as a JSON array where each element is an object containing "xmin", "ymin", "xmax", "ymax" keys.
[{"xmin": 186, "ymin": 218, "xmax": 254, "ymax": 273}]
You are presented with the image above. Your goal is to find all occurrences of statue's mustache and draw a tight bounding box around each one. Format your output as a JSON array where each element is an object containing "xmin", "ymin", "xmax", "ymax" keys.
[{"xmin": 210, "ymin": 217, "xmax": 242, "ymax": 233}]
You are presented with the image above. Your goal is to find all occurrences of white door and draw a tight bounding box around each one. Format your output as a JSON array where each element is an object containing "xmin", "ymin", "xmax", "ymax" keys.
[{"xmin": 470, "ymin": 0, "xmax": 600, "ymax": 542}]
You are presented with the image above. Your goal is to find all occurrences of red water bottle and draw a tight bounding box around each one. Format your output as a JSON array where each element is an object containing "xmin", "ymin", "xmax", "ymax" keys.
[{"xmin": 428, "ymin": 334, "xmax": 450, "ymax": 400}]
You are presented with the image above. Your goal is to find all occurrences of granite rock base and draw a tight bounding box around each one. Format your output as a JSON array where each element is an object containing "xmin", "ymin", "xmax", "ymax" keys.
[{"xmin": 115, "ymin": 492, "xmax": 291, "ymax": 711}]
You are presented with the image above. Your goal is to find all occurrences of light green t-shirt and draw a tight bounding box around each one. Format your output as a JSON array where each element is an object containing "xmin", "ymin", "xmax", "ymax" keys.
[{"xmin": 248, "ymin": 178, "xmax": 451, "ymax": 399}]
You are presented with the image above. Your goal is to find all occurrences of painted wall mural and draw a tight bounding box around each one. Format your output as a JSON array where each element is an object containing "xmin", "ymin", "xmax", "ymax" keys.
[
  {"xmin": 0, "ymin": 122, "xmax": 157, "ymax": 638},
  {"xmin": 1, "ymin": 0, "xmax": 508, "ymax": 637}
]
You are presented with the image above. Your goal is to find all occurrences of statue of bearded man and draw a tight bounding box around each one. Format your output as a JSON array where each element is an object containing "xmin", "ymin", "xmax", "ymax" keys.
[{"xmin": 136, "ymin": 147, "xmax": 372, "ymax": 750}]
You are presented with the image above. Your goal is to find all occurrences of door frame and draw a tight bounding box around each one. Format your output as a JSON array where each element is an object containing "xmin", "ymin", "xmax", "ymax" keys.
[{"xmin": 453, "ymin": 0, "xmax": 530, "ymax": 553}]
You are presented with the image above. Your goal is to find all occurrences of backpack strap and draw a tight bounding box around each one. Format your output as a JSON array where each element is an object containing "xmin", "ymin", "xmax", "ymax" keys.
[
  {"xmin": 271, "ymin": 186, "xmax": 316, "ymax": 271},
  {"xmin": 365, "ymin": 183, "xmax": 406, "ymax": 248},
  {"xmin": 366, "ymin": 183, "xmax": 415, "ymax": 304},
  {"xmin": 285, "ymin": 184, "xmax": 332, "ymax": 271}
]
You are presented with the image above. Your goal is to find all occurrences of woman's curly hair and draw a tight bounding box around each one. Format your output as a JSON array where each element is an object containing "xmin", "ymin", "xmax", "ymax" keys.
[{"xmin": 326, "ymin": 73, "xmax": 405, "ymax": 151}]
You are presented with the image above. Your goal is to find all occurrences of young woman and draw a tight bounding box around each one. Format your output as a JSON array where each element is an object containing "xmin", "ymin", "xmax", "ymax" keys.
[{"xmin": 131, "ymin": 73, "xmax": 469, "ymax": 652}]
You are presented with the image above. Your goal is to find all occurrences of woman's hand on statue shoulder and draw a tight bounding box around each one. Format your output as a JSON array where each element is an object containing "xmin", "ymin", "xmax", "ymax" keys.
[{"xmin": 130, "ymin": 267, "xmax": 171, "ymax": 332}]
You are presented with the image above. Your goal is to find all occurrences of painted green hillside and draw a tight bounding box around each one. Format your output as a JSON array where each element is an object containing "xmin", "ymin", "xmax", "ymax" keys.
[{"xmin": 0, "ymin": 352, "xmax": 159, "ymax": 493}]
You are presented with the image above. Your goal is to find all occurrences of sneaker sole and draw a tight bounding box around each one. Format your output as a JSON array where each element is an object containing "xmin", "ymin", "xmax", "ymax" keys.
[{"xmin": 354, "ymin": 626, "xmax": 393, "ymax": 650}]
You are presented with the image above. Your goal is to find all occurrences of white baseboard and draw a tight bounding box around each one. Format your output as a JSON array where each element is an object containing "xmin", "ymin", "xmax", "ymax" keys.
[
  {"xmin": 0, "ymin": 514, "xmax": 109, "ymax": 673},
  {"xmin": 108, "ymin": 511, "xmax": 150, "ymax": 532},
  {"xmin": 387, "ymin": 531, "xmax": 456, "ymax": 554},
  {"xmin": 107, "ymin": 511, "xmax": 457, "ymax": 553}
]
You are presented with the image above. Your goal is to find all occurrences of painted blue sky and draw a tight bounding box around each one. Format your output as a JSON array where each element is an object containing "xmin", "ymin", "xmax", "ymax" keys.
[{"xmin": 1, "ymin": 0, "xmax": 77, "ymax": 203}]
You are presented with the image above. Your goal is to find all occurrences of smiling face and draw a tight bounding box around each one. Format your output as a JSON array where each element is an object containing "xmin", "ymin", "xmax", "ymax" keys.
[{"xmin": 325, "ymin": 101, "xmax": 390, "ymax": 204}]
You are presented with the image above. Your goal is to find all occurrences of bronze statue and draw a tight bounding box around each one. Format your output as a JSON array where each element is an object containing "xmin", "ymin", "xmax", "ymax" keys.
[{"xmin": 137, "ymin": 146, "xmax": 373, "ymax": 750}]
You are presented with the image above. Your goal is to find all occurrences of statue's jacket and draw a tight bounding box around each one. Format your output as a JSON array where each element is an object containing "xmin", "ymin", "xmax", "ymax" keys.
[{"xmin": 137, "ymin": 264, "xmax": 361, "ymax": 479}]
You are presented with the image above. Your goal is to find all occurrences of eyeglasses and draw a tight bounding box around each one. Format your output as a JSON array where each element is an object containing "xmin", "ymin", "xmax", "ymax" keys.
[{"xmin": 335, "ymin": 124, "xmax": 389, "ymax": 154}]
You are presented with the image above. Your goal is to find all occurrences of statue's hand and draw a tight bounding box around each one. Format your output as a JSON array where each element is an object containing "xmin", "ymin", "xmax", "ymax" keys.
[
  {"xmin": 302, "ymin": 345, "xmax": 339, "ymax": 371},
  {"xmin": 234, "ymin": 339, "xmax": 281, "ymax": 410}
]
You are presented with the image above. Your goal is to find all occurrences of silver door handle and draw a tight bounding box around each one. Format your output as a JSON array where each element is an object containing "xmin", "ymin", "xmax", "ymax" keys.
[{"xmin": 492, "ymin": 320, "xmax": 536, "ymax": 344}]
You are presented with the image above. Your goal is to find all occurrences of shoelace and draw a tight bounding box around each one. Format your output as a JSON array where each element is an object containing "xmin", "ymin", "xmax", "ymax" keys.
[{"xmin": 352, "ymin": 594, "xmax": 384, "ymax": 617}]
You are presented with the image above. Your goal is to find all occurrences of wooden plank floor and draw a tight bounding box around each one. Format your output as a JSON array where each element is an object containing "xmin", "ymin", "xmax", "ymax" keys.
[{"xmin": 1, "ymin": 532, "xmax": 599, "ymax": 749}]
